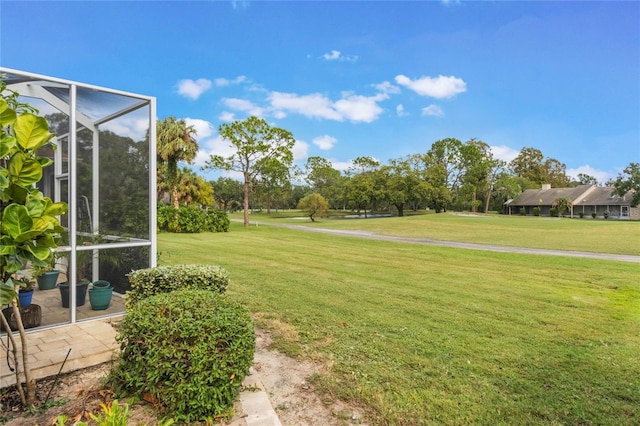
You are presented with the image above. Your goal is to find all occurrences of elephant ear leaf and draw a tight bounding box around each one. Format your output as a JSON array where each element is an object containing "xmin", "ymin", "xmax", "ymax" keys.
[
  {"xmin": 1, "ymin": 204, "xmax": 33, "ymax": 239},
  {"xmin": 43, "ymin": 199, "xmax": 68, "ymax": 216},
  {"xmin": 38, "ymin": 157, "xmax": 54, "ymax": 168},
  {"xmin": 0, "ymin": 279, "xmax": 17, "ymax": 306},
  {"xmin": 9, "ymin": 152, "xmax": 43, "ymax": 188},
  {"xmin": 0, "ymin": 134, "xmax": 16, "ymax": 157},
  {"xmin": 14, "ymin": 113, "xmax": 54, "ymax": 151},
  {"xmin": 27, "ymin": 243, "xmax": 53, "ymax": 262},
  {"xmin": 25, "ymin": 192, "xmax": 46, "ymax": 217},
  {"xmin": 0, "ymin": 97, "xmax": 17, "ymax": 127},
  {"xmin": 0, "ymin": 168, "xmax": 8, "ymax": 191}
]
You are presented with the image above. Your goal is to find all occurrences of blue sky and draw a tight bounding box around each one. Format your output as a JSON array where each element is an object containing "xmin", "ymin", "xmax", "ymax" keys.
[{"xmin": 2, "ymin": 1, "xmax": 638, "ymax": 184}]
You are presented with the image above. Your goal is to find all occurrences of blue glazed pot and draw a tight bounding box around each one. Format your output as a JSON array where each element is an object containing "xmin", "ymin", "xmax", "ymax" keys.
[{"xmin": 18, "ymin": 289, "xmax": 34, "ymax": 307}]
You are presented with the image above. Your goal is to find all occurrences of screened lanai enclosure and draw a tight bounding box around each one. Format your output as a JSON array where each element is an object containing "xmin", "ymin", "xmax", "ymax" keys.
[{"xmin": 1, "ymin": 68, "xmax": 157, "ymax": 327}]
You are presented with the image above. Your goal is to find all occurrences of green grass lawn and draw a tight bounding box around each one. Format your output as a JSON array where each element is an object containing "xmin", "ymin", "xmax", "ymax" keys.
[
  {"xmin": 235, "ymin": 211, "xmax": 640, "ymax": 255},
  {"xmin": 159, "ymin": 223, "xmax": 639, "ymax": 425}
]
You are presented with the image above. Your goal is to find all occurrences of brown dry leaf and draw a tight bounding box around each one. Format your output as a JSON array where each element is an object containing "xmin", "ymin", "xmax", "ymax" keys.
[
  {"xmin": 142, "ymin": 392, "xmax": 158, "ymax": 404},
  {"xmin": 99, "ymin": 389, "xmax": 114, "ymax": 399}
]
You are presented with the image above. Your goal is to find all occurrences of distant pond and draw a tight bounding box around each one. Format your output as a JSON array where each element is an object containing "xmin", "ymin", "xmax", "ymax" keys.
[{"xmin": 334, "ymin": 213, "xmax": 394, "ymax": 219}]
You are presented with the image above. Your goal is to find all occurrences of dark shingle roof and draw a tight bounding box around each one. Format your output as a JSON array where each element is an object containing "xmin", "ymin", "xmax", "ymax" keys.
[
  {"xmin": 510, "ymin": 185, "xmax": 636, "ymax": 207},
  {"xmin": 574, "ymin": 187, "xmax": 634, "ymax": 206},
  {"xmin": 510, "ymin": 185, "xmax": 592, "ymax": 206}
]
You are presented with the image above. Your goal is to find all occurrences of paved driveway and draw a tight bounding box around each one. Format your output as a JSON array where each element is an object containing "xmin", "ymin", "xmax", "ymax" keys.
[{"xmin": 244, "ymin": 220, "xmax": 640, "ymax": 263}]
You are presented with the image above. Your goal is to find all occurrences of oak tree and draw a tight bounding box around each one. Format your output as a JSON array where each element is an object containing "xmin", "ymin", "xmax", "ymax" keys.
[{"xmin": 613, "ymin": 162, "xmax": 640, "ymax": 206}]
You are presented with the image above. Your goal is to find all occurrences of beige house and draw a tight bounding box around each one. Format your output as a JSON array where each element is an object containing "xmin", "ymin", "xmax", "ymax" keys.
[{"xmin": 505, "ymin": 184, "xmax": 639, "ymax": 220}]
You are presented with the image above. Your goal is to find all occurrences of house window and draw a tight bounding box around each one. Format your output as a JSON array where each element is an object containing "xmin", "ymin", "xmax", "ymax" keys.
[{"xmin": 622, "ymin": 206, "xmax": 629, "ymax": 217}]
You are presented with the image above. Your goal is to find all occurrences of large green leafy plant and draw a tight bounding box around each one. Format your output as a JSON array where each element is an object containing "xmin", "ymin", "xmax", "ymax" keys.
[
  {"xmin": 0, "ymin": 79, "xmax": 68, "ymax": 407},
  {"xmin": 0, "ymin": 85, "xmax": 67, "ymax": 280}
]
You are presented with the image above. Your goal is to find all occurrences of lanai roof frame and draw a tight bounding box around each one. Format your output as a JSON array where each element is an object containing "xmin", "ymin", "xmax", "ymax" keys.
[{"xmin": 1, "ymin": 67, "xmax": 157, "ymax": 325}]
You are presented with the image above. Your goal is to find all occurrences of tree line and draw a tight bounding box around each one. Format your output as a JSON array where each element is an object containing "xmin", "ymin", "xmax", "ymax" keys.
[{"xmin": 156, "ymin": 116, "xmax": 639, "ymax": 226}]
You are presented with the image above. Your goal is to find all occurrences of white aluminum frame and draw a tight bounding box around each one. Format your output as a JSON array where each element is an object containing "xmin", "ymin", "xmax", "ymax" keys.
[{"xmin": 1, "ymin": 67, "xmax": 157, "ymax": 324}]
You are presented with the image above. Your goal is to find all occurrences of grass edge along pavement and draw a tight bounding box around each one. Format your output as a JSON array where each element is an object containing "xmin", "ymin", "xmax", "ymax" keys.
[{"xmin": 159, "ymin": 223, "xmax": 640, "ymax": 425}]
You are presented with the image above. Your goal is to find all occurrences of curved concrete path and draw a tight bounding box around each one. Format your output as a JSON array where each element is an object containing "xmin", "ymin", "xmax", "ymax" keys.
[{"xmin": 244, "ymin": 220, "xmax": 640, "ymax": 263}]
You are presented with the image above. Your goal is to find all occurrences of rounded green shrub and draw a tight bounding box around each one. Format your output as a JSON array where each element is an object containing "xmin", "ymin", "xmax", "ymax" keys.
[
  {"xmin": 126, "ymin": 264, "xmax": 229, "ymax": 308},
  {"xmin": 157, "ymin": 205, "xmax": 229, "ymax": 233},
  {"xmin": 109, "ymin": 290, "xmax": 255, "ymax": 422},
  {"xmin": 204, "ymin": 209, "xmax": 230, "ymax": 232}
]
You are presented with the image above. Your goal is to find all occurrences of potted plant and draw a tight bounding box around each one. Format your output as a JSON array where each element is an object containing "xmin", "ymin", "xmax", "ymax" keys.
[
  {"xmin": 57, "ymin": 251, "xmax": 90, "ymax": 308},
  {"xmin": 58, "ymin": 238, "xmax": 120, "ymax": 309},
  {"xmin": 1, "ymin": 275, "xmax": 42, "ymax": 331},
  {"xmin": 31, "ymin": 255, "xmax": 61, "ymax": 291},
  {"xmin": 17, "ymin": 276, "xmax": 35, "ymax": 307}
]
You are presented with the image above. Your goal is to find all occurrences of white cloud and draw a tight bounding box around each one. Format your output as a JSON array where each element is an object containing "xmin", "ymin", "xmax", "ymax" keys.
[
  {"xmin": 396, "ymin": 104, "xmax": 407, "ymax": 117},
  {"xmin": 193, "ymin": 150, "xmax": 212, "ymax": 168},
  {"xmin": 268, "ymin": 92, "xmax": 342, "ymax": 121},
  {"xmin": 490, "ymin": 145, "xmax": 519, "ymax": 163},
  {"xmin": 421, "ymin": 104, "xmax": 444, "ymax": 117},
  {"xmin": 272, "ymin": 110, "xmax": 287, "ymax": 119},
  {"xmin": 374, "ymin": 81, "xmax": 401, "ymax": 94},
  {"xmin": 566, "ymin": 165, "xmax": 611, "ymax": 185},
  {"xmin": 193, "ymin": 134, "xmax": 239, "ymax": 168},
  {"xmin": 395, "ymin": 74, "xmax": 466, "ymax": 98},
  {"xmin": 218, "ymin": 111, "xmax": 236, "ymax": 122},
  {"xmin": 334, "ymin": 92, "xmax": 388, "ymax": 123},
  {"xmin": 268, "ymin": 91, "xmax": 388, "ymax": 123},
  {"xmin": 321, "ymin": 50, "xmax": 358, "ymax": 62},
  {"xmin": 215, "ymin": 76, "xmax": 247, "ymax": 87},
  {"xmin": 293, "ymin": 139, "xmax": 309, "ymax": 161},
  {"xmin": 101, "ymin": 117, "xmax": 149, "ymax": 141},
  {"xmin": 222, "ymin": 98, "xmax": 265, "ymax": 117},
  {"xmin": 330, "ymin": 160, "xmax": 354, "ymax": 172},
  {"xmin": 177, "ymin": 78, "xmax": 212, "ymax": 100},
  {"xmin": 323, "ymin": 50, "xmax": 341, "ymax": 60},
  {"xmin": 313, "ymin": 135, "xmax": 337, "ymax": 150},
  {"xmin": 185, "ymin": 118, "xmax": 214, "ymax": 140}
]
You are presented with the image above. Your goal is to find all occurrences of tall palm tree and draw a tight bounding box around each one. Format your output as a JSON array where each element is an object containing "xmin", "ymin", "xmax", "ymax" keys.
[{"xmin": 157, "ymin": 117, "xmax": 199, "ymax": 208}]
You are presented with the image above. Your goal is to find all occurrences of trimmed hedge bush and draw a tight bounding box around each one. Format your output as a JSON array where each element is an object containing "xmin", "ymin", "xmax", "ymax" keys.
[
  {"xmin": 109, "ymin": 290, "xmax": 255, "ymax": 422},
  {"xmin": 126, "ymin": 264, "xmax": 230, "ymax": 308},
  {"xmin": 157, "ymin": 205, "xmax": 230, "ymax": 233}
]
